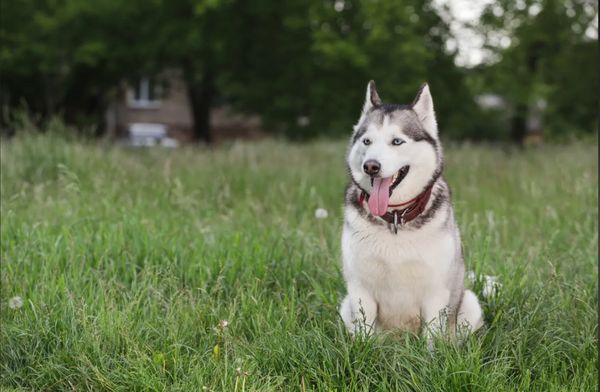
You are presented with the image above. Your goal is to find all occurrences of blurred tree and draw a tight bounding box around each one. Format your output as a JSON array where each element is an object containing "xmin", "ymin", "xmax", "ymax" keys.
[
  {"xmin": 1, "ymin": 0, "xmax": 471, "ymax": 141},
  {"xmin": 1, "ymin": 0, "xmax": 595, "ymax": 142},
  {"xmin": 149, "ymin": 0, "xmax": 230, "ymax": 143},
  {"xmin": 217, "ymin": 0, "xmax": 316, "ymax": 138},
  {"xmin": 0, "ymin": 0, "xmax": 67, "ymax": 121},
  {"xmin": 223, "ymin": 0, "xmax": 472, "ymax": 139},
  {"xmin": 477, "ymin": 0, "xmax": 598, "ymax": 142},
  {"xmin": 0, "ymin": 0, "xmax": 160, "ymax": 134}
]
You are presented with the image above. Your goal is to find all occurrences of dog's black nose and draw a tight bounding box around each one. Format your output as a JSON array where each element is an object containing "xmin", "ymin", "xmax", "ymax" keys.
[{"xmin": 363, "ymin": 160, "xmax": 381, "ymax": 176}]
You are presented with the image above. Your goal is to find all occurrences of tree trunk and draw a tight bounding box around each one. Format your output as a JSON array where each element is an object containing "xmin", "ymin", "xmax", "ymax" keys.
[
  {"xmin": 510, "ymin": 103, "xmax": 528, "ymax": 144},
  {"xmin": 509, "ymin": 42, "xmax": 542, "ymax": 144},
  {"xmin": 185, "ymin": 69, "xmax": 214, "ymax": 144}
]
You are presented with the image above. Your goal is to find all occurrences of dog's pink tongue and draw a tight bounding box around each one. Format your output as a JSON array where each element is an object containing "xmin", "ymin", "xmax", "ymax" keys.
[{"xmin": 368, "ymin": 177, "xmax": 393, "ymax": 216}]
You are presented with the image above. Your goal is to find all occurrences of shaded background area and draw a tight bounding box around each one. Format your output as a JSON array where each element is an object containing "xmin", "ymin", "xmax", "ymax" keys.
[{"xmin": 0, "ymin": 0, "xmax": 597, "ymax": 144}]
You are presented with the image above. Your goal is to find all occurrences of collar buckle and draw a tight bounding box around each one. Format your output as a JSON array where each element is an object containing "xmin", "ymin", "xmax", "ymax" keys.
[{"xmin": 392, "ymin": 209, "xmax": 406, "ymax": 234}]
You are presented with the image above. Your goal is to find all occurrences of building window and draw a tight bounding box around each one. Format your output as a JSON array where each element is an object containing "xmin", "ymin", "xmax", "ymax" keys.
[{"xmin": 127, "ymin": 77, "xmax": 162, "ymax": 109}]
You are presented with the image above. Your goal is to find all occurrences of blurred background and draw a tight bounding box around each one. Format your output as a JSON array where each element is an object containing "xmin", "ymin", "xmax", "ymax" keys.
[{"xmin": 1, "ymin": 0, "xmax": 597, "ymax": 145}]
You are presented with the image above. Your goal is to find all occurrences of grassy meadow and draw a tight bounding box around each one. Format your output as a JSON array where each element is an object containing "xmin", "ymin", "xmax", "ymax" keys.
[{"xmin": 1, "ymin": 132, "xmax": 597, "ymax": 391}]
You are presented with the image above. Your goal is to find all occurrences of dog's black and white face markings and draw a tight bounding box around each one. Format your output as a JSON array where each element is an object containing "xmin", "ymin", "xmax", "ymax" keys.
[{"xmin": 346, "ymin": 81, "xmax": 442, "ymax": 216}]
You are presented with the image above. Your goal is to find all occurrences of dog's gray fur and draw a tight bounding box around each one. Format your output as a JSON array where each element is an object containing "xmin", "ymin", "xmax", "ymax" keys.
[{"xmin": 339, "ymin": 81, "xmax": 483, "ymax": 341}]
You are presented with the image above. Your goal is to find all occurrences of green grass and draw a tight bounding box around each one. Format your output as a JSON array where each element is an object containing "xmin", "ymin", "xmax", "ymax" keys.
[{"xmin": 1, "ymin": 133, "xmax": 597, "ymax": 391}]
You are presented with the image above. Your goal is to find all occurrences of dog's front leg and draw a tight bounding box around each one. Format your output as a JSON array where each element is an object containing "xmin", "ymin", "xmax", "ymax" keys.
[
  {"xmin": 339, "ymin": 285, "xmax": 378, "ymax": 337},
  {"xmin": 421, "ymin": 290, "xmax": 450, "ymax": 349}
]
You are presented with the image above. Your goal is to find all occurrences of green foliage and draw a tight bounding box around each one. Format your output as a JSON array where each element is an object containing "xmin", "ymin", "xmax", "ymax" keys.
[
  {"xmin": 223, "ymin": 0, "xmax": 472, "ymax": 140},
  {"xmin": 0, "ymin": 0, "xmax": 161, "ymax": 129},
  {"xmin": 0, "ymin": 0, "xmax": 597, "ymax": 140},
  {"xmin": 475, "ymin": 0, "xmax": 598, "ymax": 137},
  {"xmin": 1, "ymin": 133, "xmax": 597, "ymax": 390}
]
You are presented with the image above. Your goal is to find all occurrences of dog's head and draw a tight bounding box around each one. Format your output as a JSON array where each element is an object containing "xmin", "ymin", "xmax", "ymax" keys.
[{"xmin": 346, "ymin": 81, "xmax": 442, "ymax": 216}]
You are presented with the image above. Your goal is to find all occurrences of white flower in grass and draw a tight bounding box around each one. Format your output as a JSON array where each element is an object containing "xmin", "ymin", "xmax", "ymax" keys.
[
  {"xmin": 482, "ymin": 275, "xmax": 502, "ymax": 298},
  {"xmin": 8, "ymin": 296, "xmax": 23, "ymax": 309},
  {"xmin": 466, "ymin": 271, "xmax": 476, "ymax": 283},
  {"xmin": 466, "ymin": 271, "xmax": 502, "ymax": 299},
  {"xmin": 315, "ymin": 208, "xmax": 328, "ymax": 219},
  {"xmin": 219, "ymin": 320, "xmax": 229, "ymax": 329}
]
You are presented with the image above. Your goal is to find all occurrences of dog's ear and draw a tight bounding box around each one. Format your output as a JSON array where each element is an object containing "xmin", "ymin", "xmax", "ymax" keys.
[
  {"xmin": 362, "ymin": 80, "xmax": 382, "ymax": 115},
  {"xmin": 412, "ymin": 83, "xmax": 438, "ymax": 138},
  {"xmin": 354, "ymin": 80, "xmax": 382, "ymax": 130}
]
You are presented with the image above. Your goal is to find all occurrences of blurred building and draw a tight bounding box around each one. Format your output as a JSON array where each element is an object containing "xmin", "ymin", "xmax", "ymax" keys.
[{"xmin": 105, "ymin": 70, "xmax": 263, "ymax": 145}]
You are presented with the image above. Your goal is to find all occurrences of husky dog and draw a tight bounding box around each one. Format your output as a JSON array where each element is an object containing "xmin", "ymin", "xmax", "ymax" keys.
[{"xmin": 339, "ymin": 81, "xmax": 483, "ymax": 341}]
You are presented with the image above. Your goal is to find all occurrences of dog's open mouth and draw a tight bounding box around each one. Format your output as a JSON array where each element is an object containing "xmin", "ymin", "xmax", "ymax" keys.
[
  {"xmin": 368, "ymin": 165, "xmax": 410, "ymax": 217},
  {"xmin": 389, "ymin": 165, "xmax": 410, "ymax": 192}
]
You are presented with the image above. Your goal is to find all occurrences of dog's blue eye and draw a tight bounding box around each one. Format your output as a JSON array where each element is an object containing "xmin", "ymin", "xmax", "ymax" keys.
[
  {"xmin": 363, "ymin": 138, "xmax": 371, "ymax": 146},
  {"xmin": 391, "ymin": 138, "xmax": 405, "ymax": 146}
]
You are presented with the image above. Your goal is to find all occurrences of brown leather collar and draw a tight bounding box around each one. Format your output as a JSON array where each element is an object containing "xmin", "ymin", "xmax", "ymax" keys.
[{"xmin": 359, "ymin": 184, "xmax": 434, "ymax": 233}]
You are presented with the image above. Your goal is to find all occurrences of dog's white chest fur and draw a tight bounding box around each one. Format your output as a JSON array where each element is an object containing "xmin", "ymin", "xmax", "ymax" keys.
[{"xmin": 341, "ymin": 200, "xmax": 456, "ymax": 332}]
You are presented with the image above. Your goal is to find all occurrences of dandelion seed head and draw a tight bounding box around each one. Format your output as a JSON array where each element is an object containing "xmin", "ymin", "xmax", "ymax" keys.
[
  {"xmin": 315, "ymin": 208, "xmax": 328, "ymax": 219},
  {"xmin": 8, "ymin": 296, "xmax": 23, "ymax": 310}
]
